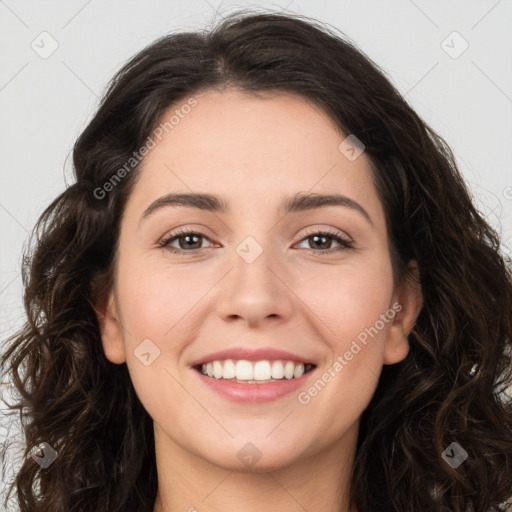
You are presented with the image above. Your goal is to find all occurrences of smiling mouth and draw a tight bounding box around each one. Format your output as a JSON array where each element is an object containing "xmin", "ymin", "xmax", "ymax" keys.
[{"xmin": 193, "ymin": 359, "xmax": 316, "ymax": 384}]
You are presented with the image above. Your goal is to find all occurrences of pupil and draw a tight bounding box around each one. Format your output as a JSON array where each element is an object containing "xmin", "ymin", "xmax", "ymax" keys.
[
  {"xmin": 182, "ymin": 234, "xmax": 200, "ymax": 249},
  {"xmin": 312, "ymin": 235, "xmax": 329, "ymax": 250}
]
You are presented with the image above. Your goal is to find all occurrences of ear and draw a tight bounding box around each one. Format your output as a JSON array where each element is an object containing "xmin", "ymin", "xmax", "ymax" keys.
[
  {"xmin": 96, "ymin": 288, "xmax": 126, "ymax": 364},
  {"xmin": 383, "ymin": 260, "xmax": 423, "ymax": 365}
]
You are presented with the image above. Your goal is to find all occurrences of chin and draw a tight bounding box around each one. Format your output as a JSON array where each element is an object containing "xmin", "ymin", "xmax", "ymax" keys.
[{"xmin": 196, "ymin": 436, "xmax": 304, "ymax": 473}]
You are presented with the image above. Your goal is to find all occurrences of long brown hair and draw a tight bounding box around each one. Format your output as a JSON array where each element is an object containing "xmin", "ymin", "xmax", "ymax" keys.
[{"xmin": 2, "ymin": 9, "xmax": 512, "ymax": 512}]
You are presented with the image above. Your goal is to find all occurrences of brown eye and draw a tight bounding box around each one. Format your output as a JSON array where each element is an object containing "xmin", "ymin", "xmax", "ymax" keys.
[
  {"xmin": 159, "ymin": 228, "xmax": 213, "ymax": 253},
  {"xmin": 295, "ymin": 229, "xmax": 353, "ymax": 254}
]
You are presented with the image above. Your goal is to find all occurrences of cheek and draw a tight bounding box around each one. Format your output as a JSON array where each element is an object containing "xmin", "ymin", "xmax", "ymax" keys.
[
  {"xmin": 294, "ymin": 260, "xmax": 395, "ymax": 439},
  {"xmin": 298, "ymin": 249, "xmax": 395, "ymax": 350},
  {"xmin": 116, "ymin": 255, "xmax": 211, "ymax": 344},
  {"xmin": 113, "ymin": 259, "xmax": 204, "ymax": 428}
]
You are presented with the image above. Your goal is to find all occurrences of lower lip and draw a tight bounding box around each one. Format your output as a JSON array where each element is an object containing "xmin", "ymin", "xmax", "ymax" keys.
[{"xmin": 193, "ymin": 368, "xmax": 316, "ymax": 403}]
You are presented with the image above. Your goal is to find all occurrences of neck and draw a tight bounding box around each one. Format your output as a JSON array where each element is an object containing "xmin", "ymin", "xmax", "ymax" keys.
[{"xmin": 152, "ymin": 421, "xmax": 359, "ymax": 512}]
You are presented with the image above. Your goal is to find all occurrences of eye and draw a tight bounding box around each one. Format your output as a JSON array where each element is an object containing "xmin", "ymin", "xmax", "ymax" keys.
[
  {"xmin": 295, "ymin": 228, "xmax": 354, "ymax": 255},
  {"xmin": 158, "ymin": 227, "xmax": 354, "ymax": 255},
  {"xmin": 158, "ymin": 228, "xmax": 215, "ymax": 254}
]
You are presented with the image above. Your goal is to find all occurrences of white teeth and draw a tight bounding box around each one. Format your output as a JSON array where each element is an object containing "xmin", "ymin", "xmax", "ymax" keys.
[
  {"xmin": 293, "ymin": 362, "xmax": 305, "ymax": 378},
  {"xmin": 213, "ymin": 361, "xmax": 223, "ymax": 379},
  {"xmin": 271, "ymin": 360, "xmax": 284, "ymax": 379},
  {"xmin": 236, "ymin": 360, "xmax": 253, "ymax": 380},
  {"xmin": 199, "ymin": 359, "xmax": 313, "ymax": 381},
  {"xmin": 284, "ymin": 361, "xmax": 295, "ymax": 379},
  {"xmin": 253, "ymin": 361, "xmax": 271, "ymax": 380},
  {"xmin": 222, "ymin": 359, "xmax": 236, "ymax": 379}
]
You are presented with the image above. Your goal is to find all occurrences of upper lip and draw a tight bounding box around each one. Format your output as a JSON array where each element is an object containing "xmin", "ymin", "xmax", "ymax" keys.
[{"xmin": 190, "ymin": 347, "xmax": 317, "ymax": 367}]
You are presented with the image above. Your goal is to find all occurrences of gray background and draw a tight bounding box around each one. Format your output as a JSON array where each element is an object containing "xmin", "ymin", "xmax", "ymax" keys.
[{"xmin": 1, "ymin": 0, "xmax": 511, "ymax": 509}]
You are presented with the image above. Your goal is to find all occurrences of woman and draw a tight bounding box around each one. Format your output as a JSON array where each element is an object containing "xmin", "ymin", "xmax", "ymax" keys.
[{"xmin": 2, "ymin": 9, "xmax": 512, "ymax": 512}]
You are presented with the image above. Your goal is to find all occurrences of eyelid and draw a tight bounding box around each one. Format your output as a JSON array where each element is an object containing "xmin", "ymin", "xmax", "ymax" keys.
[{"xmin": 300, "ymin": 226, "xmax": 352, "ymax": 243}]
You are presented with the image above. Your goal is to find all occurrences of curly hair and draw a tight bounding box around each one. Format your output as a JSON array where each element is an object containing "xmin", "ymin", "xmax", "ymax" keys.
[{"xmin": 2, "ymin": 9, "xmax": 512, "ymax": 512}]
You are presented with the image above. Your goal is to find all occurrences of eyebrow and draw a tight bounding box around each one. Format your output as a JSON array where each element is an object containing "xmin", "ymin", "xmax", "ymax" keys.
[{"xmin": 140, "ymin": 191, "xmax": 373, "ymax": 226}]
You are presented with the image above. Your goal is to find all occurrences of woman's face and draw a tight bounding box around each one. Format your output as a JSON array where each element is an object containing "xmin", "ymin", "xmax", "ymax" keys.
[{"xmin": 100, "ymin": 89, "xmax": 422, "ymax": 472}]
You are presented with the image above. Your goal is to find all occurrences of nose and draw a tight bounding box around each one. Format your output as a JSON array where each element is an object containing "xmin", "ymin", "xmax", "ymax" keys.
[{"xmin": 216, "ymin": 239, "xmax": 294, "ymax": 328}]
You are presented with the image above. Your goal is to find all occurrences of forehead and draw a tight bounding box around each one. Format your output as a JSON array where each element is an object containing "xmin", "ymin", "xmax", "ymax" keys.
[{"xmin": 126, "ymin": 89, "xmax": 384, "ymax": 225}]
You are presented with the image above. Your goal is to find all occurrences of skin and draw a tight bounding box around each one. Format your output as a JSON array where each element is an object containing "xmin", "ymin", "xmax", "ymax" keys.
[{"xmin": 98, "ymin": 89, "xmax": 423, "ymax": 512}]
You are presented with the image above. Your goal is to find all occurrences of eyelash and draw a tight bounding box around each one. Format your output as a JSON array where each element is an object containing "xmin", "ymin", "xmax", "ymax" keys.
[{"xmin": 158, "ymin": 227, "xmax": 354, "ymax": 256}]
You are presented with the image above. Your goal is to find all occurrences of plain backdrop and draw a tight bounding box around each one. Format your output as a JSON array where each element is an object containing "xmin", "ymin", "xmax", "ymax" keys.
[{"xmin": 1, "ymin": 1, "xmax": 511, "ymax": 509}]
